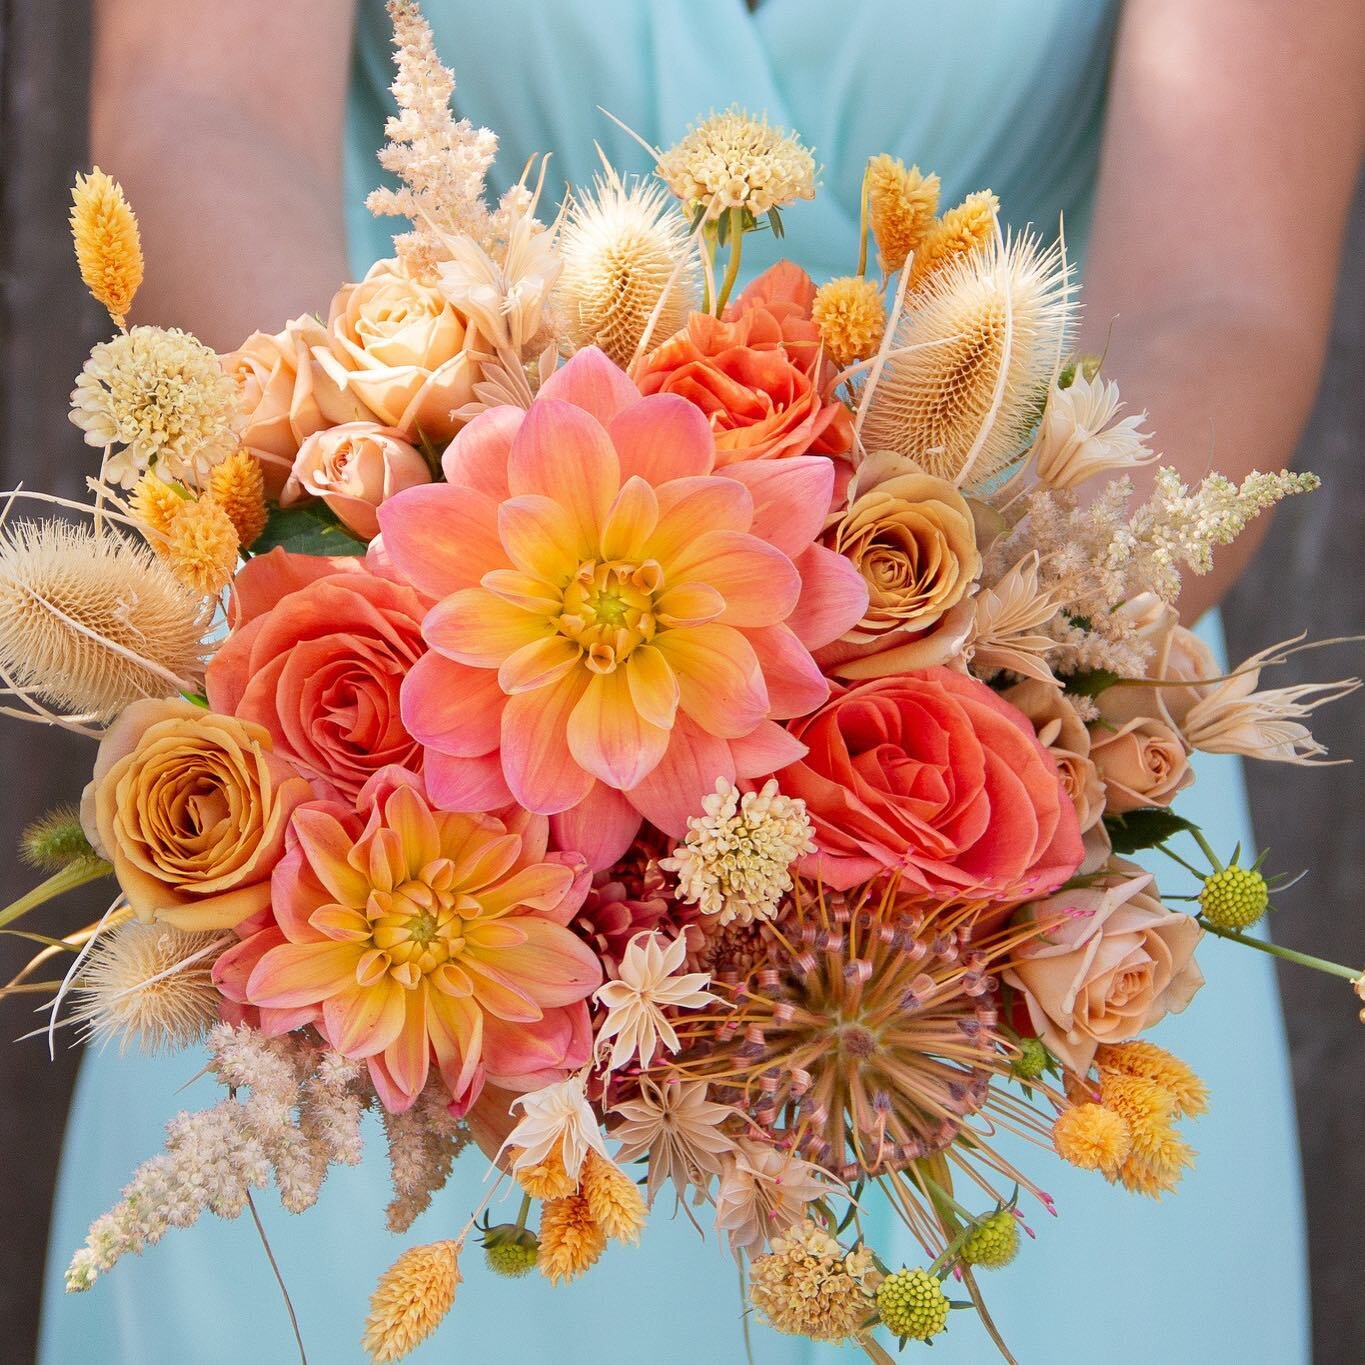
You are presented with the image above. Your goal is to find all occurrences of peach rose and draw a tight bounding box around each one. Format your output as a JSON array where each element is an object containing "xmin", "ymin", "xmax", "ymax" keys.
[
  {"xmin": 206, "ymin": 549, "xmax": 429, "ymax": 800},
  {"xmin": 817, "ymin": 452, "xmax": 981, "ymax": 679},
  {"xmin": 1004, "ymin": 866, "xmax": 1204, "ymax": 1073},
  {"xmin": 779, "ymin": 668, "xmax": 1083, "ymax": 901},
  {"xmin": 81, "ymin": 698, "xmax": 310, "ymax": 931},
  {"xmin": 1001, "ymin": 679, "xmax": 1106, "ymax": 834},
  {"xmin": 1089, "ymin": 714, "xmax": 1192, "ymax": 814},
  {"xmin": 222, "ymin": 315, "xmax": 375, "ymax": 496},
  {"xmin": 635, "ymin": 261, "xmax": 852, "ymax": 464},
  {"xmin": 316, "ymin": 259, "xmax": 484, "ymax": 442},
  {"xmin": 282, "ymin": 421, "xmax": 431, "ymax": 541}
]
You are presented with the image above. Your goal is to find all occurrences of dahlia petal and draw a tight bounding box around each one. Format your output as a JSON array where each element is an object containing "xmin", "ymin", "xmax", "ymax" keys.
[
  {"xmin": 626, "ymin": 716, "xmax": 736, "ymax": 836},
  {"xmin": 401, "ymin": 652, "xmax": 506, "ymax": 756},
  {"xmin": 507, "ymin": 398, "xmax": 620, "ymax": 541},
  {"xmin": 730, "ymin": 719, "xmax": 810, "ymax": 777},
  {"xmin": 647, "ymin": 477, "xmax": 753, "ymax": 566},
  {"xmin": 424, "ymin": 588, "xmax": 550, "ymax": 666},
  {"xmin": 321, "ymin": 977, "xmax": 407, "ymax": 1057},
  {"xmin": 537, "ymin": 346, "xmax": 639, "ymax": 426},
  {"xmin": 656, "ymin": 624, "xmax": 768, "ymax": 738},
  {"xmin": 742, "ymin": 623, "xmax": 830, "ymax": 718},
  {"xmin": 786, "ymin": 543, "xmax": 871, "ymax": 648},
  {"xmin": 307, "ymin": 905, "xmax": 372, "ymax": 942},
  {"xmin": 653, "ymin": 583, "xmax": 725, "ymax": 628},
  {"xmin": 459, "ymin": 956, "xmax": 543, "ymax": 1023},
  {"xmin": 289, "ymin": 808, "xmax": 372, "ymax": 909},
  {"xmin": 501, "ymin": 670, "xmax": 595, "ymax": 814},
  {"xmin": 499, "ymin": 493, "xmax": 589, "ymax": 579},
  {"xmin": 625, "ymin": 645, "xmax": 680, "ymax": 729},
  {"xmin": 424, "ymin": 750, "xmax": 514, "ymax": 811},
  {"xmin": 381, "ymin": 990, "xmax": 433, "ymax": 1102},
  {"xmin": 550, "ymin": 783, "xmax": 642, "ymax": 870},
  {"xmin": 425, "ymin": 989, "xmax": 484, "ymax": 1109},
  {"xmin": 499, "ymin": 635, "xmax": 582, "ymax": 695},
  {"xmin": 471, "ymin": 861, "xmax": 575, "ymax": 915},
  {"xmin": 471, "ymin": 918, "xmax": 603, "ymax": 1008},
  {"xmin": 567, "ymin": 668, "xmax": 671, "ymax": 790},
  {"xmin": 480, "ymin": 1005, "xmax": 581, "ymax": 1080},
  {"xmin": 451, "ymin": 832, "xmax": 523, "ymax": 893},
  {"xmin": 384, "ymin": 782, "xmax": 441, "ymax": 873},
  {"xmin": 247, "ymin": 941, "xmax": 363, "ymax": 1008},
  {"xmin": 599, "ymin": 475, "xmax": 660, "ymax": 561},
  {"xmin": 721, "ymin": 456, "xmax": 834, "ymax": 556},
  {"xmin": 441, "ymin": 403, "xmax": 523, "ymax": 497},
  {"xmin": 378, "ymin": 484, "xmax": 508, "ymax": 598},
  {"xmin": 608, "ymin": 394, "xmax": 715, "ymax": 483},
  {"xmin": 665, "ymin": 529, "xmax": 800, "ymax": 626},
  {"xmin": 480, "ymin": 568, "xmax": 562, "ymax": 613}
]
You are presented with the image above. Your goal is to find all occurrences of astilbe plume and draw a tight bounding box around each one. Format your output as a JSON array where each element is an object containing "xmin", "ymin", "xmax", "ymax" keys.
[
  {"xmin": 0, "ymin": 518, "xmax": 211, "ymax": 724},
  {"xmin": 382, "ymin": 1084, "xmax": 471, "ymax": 1233}
]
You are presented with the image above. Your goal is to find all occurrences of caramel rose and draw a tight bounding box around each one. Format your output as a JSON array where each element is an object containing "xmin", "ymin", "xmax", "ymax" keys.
[
  {"xmin": 1089, "ymin": 713, "xmax": 1192, "ymax": 814},
  {"xmin": 81, "ymin": 698, "xmax": 310, "ymax": 931},
  {"xmin": 1001, "ymin": 679, "xmax": 1105, "ymax": 834}
]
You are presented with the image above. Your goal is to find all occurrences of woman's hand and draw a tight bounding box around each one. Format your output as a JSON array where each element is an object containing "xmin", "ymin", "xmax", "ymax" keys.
[{"xmin": 1081, "ymin": 0, "xmax": 1365, "ymax": 621}]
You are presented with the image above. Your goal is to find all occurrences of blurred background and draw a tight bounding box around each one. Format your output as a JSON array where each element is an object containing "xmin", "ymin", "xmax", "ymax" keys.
[{"xmin": 1, "ymin": 6, "xmax": 1362, "ymax": 1363}]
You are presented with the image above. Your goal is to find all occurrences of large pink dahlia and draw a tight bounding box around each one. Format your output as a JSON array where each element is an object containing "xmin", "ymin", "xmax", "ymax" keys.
[{"xmin": 378, "ymin": 348, "xmax": 866, "ymax": 866}]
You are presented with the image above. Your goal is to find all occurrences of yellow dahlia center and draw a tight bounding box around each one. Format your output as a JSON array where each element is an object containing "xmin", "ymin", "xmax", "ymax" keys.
[
  {"xmin": 362, "ymin": 861, "xmax": 476, "ymax": 983},
  {"xmin": 557, "ymin": 558, "xmax": 662, "ymax": 672}
]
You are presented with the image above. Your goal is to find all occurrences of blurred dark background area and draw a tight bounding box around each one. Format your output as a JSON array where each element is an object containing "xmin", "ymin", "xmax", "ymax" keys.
[{"xmin": 1, "ymin": 5, "xmax": 1362, "ymax": 1364}]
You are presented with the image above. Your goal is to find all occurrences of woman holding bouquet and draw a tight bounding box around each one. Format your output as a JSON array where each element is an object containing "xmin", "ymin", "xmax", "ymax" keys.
[{"xmin": 42, "ymin": 1, "xmax": 1364, "ymax": 1362}]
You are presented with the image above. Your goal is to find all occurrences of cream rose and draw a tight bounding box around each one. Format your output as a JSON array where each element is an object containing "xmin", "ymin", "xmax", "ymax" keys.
[
  {"xmin": 81, "ymin": 698, "xmax": 310, "ymax": 932},
  {"xmin": 1002, "ymin": 679, "xmax": 1106, "ymax": 833},
  {"xmin": 1004, "ymin": 867, "xmax": 1204, "ymax": 1073},
  {"xmin": 316, "ymin": 259, "xmax": 484, "ymax": 442},
  {"xmin": 1089, "ymin": 714, "xmax": 1192, "ymax": 813},
  {"xmin": 222, "ymin": 316, "xmax": 374, "ymax": 496},
  {"xmin": 816, "ymin": 452, "xmax": 981, "ymax": 679},
  {"xmin": 283, "ymin": 422, "xmax": 431, "ymax": 541}
]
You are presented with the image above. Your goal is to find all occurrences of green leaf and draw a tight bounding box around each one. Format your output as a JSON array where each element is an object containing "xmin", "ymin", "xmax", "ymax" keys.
[
  {"xmin": 1063, "ymin": 667, "xmax": 1122, "ymax": 698},
  {"xmin": 1104, "ymin": 808, "xmax": 1200, "ymax": 855},
  {"xmin": 253, "ymin": 502, "xmax": 368, "ymax": 558}
]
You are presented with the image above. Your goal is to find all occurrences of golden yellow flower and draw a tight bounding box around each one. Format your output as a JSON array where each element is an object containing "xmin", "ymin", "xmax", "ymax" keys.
[
  {"xmin": 537, "ymin": 1191, "xmax": 607, "ymax": 1284},
  {"xmin": 1096, "ymin": 1041, "xmax": 1208, "ymax": 1119},
  {"xmin": 162, "ymin": 496, "xmax": 240, "ymax": 597},
  {"xmin": 580, "ymin": 1149, "xmax": 647, "ymax": 1244},
  {"xmin": 1115, "ymin": 1128, "xmax": 1194, "ymax": 1199},
  {"xmin": 208, "ymin": 450, "xmax": 268, "ymax": 550},
  {"xmin": 362, "ymin": 1240, "xmax": 461, "ymax": 1363},
  {"xmin": 129, "ymin": 471, "xmax": 188, "ymax": 541},
  {"xmin": 811, "ymin": 275, "xmax": 885, "ymax": 369},
  {"xmin": 69, "ymin": 167, "xmax": 143, "ymax": 326},
  {"xmin": 909, "ymin": 190, "xmax": 1000, "ymax": 289},
  {"xmin": 511, "ymin": 1136, "xmax": 577, "ymax": 1201},
  {"xmin": 865, "ymin": 154, "xmax": 939, "ymax": 275},
  {"xmin": 1052, "ymin": 1102, "xmax": 1131, "ymax": 1175},
  {"xmin": 1097, "ymin": 1070, "xmax": 1178, "ymax": 1166}
]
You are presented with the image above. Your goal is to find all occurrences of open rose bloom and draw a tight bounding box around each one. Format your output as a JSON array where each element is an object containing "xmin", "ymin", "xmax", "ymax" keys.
[{"xmin": 41, "ymin": 47, "xmax": 1358, "ymax": 1359}]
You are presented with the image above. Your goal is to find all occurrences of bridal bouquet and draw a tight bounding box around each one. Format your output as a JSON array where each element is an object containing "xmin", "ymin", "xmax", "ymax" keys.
[{"xmin": 4, "ymin": 3, "xmax": 1359, "ymax": 1360}]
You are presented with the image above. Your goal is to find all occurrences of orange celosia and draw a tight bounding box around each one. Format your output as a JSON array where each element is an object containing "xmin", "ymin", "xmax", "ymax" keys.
[
  {"xmin": 580, "ymin": 1148, "xmax": 647, "ymax": 1243},
  {"xmin": 537, "ymin": 1191, "xmax": 607, "ymax": 1284}
]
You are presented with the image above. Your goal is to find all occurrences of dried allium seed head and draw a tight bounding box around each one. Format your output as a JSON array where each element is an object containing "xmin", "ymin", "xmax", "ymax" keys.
[
  {"xmin": 0, "ymin": 519, "xmax": 210, "ymax": 720},
  {"xmin": 863, "ymin": 230, "xmax": 1074, "ymax": 488}
]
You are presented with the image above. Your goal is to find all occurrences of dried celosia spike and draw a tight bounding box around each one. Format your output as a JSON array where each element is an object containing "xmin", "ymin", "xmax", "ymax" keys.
[
  {"xmin": 537, "ymin": 1191, "xmax": 607, "ymax": 1284},
  {"xmin": 863, "ymin": 229, "xmax": 1074, "ymax": 488},
  {"xmin": 557, "ymin": 167, "xmax": 698, "ymax": 367},
  {"xmin": 208, "ymin": 450, "xmax": 268, "ymax": 549},
  {"xmin": 865, "ymin": 154, "xmax": 940, "ymax": 276},
  {"xmin": 161, "ymin": 496, "xmax": 240, "ymax": 596},
  {"xmin": 363, "ymin": 1240, "xmax": 461, "ymax": 1363},
  {"xmin": 69, "ymin": 167, "xmax": 143, "ymax": 325},
  {"xmin": 0, "ymin": 518, "xmax": 210, "ymax": 722},
  {"xmin": 811, "ymin": 275, "xmax": 885, "ymax": 369},
  {"xmin": 580, "ymin": 1149, "xmax": 647, "ymax": 1243},
  {"xmin": 1095, "ymin": 1041, "xmax": 1208, "ymax": 1118},
  {"xmin": 1052, "ymin": 1102, "xmax": 1131, "ymax": 1175},
  {"xmin": 908, "ymin": 189, "xmax": 1001, "ymax": 289},
  {"xmin": 129, "ymin": 470, "xmax": 187, "ymax": 541}
]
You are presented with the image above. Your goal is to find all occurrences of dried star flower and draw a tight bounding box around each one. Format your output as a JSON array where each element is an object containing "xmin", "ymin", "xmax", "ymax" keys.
[
  {"xmin": 908, "ymin": 189, "xmax": 1001, "ymax": 289},
  {"xmin": 967, "ymin": 552, "xmax": 1063, "ymax": 685},
  {"xmin": 1030, "ymin": 372, "xmax": 1154, "ymax": 491},
  {"xmin": 661, "ymin": 778, "xmax": 814, "ymax": 927},
  {"xmin": 595, "ymin": 931, "xmax": 719, "ymax": 1071},
  {"xmin": 69, "ymin": 919, "xmax": 223, "ymax": 1054},
  {"xmin": 749, "ymin": 1219, "xmax": 879, "ymax": 1342},
  {"xmin": 656, "ymin": 106, "xmax": 817, "ymax": 222},
  {"xmin": 363, "ymin": 1240, "xmax": 461, "ymax": 1363},
  {"xmin": 557, "ymin": 166, "xmax": 699, "ymax": 367},
  {"xmin": 504, "ymin": 1075, "xmax": 608, "ymax": 1184},
  {"xmin": 537, "ymin": 1190, "xmax": 607, "ymax": 1284},
  {"xmin": 610, "ymin": 1075, "xmax": 737, "ymax": 1206},
  {"xmin": 865, "ymin": 154, "xmax": 940, "ymax": 275},
  {"xmin": 0, "ymin": 519, "xmax": 210, "ymax": 723},
  {"xmin": 811, "ymin": 275, "xmax": 886, "ymax": 369},
  {"xmin": 69, "ymin": 167, "xmax": 143, "ymax": 326},
  {"xmin": 714, "ymin": 1139, "xmax": 830, "ymax": 1253}
]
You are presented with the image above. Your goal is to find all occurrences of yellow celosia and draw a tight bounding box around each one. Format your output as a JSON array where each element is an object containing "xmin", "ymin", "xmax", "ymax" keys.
[
  {"xmin": 811, "ymin": 276, "xmax": 886, "ymax": 369},
  {"xmin": 208, "ymin": 450, "xmax": 269, "ymax": 550},
  {"xmin": 130, "ymin": 471, "xmax": 187, "ymax": 541},
  {"xmin": 70, "ymin": 167, "xmax": 144, "ymax": 325},
  {"xmin": 580, "ymin": 1149, "xmax": 647, "ymax": 1244},
  {"xmin": 363, "ymin": 1240, "xmax": 461, "ymax": 1363},
  {"xmin": 512, "ymin": 1137, "xmax": 577, "ymax": 1201},
  {"xmin": 1052, "ymin": 1102, "xmax": 1131, "ymax": 1176},
  {"xmin": 537, "ymin": 1191, "xmax": 607, "ymax": 1284},
  {"xmin": 909, "ymin": 190, "xmax": 1000, "ymax": 289},
  {"xmin": 1096, "ymin": 1041, "xmax": 1209, "ymax": 1119},
  {"xmin": 1116, "ymin": 1129, "xmax": 1195, "ymax": 1199},
  {"xmin": 163, "ymin": 497, "xmax": 240, "ymax": 597},
  {"xmin": 865, "ymin": 154, "xmax": 939, "ymax": 275}
]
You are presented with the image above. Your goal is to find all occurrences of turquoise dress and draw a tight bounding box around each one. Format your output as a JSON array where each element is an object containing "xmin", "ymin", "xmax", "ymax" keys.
[{"xmin": 42, "ymin": 3, "xmax": 1308, "ymax": 1361}]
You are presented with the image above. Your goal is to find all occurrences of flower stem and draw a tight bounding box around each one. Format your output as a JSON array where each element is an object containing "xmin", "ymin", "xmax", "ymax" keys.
[
  {"xmin": 514, "ymin": 1191, "xmax": 532, "ymax": 1234},
  {"xmin": 715, "ymin": 208, "xmax": 746, "ymax": 315},
  {"xmin": 1197, "ymin": 917, "xmax": 1360, "ymax": 982},
  {"xmin": 0, "ymin": 860, "xmax": 111, "ymax": 931}
]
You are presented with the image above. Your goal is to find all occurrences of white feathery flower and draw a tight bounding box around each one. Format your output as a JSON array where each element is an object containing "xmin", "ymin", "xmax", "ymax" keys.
[
  {"xmin": 594, "ymin": 932, "xmax": 720, "ymax": 1072},
  {"xmin": 967, "ymin": 552, "xmax": 1062, "ymax": 685},
  {"xmin": 661, "ymin": 778, "xmax": 814, "ymax": 927},
  {"xmin": 1030, "ymin": 372, "xmax": 1154, "ymax": 491},
  {"xmin": 502, "ymin": 1074, "xmax": 607, "ymax": 1183}
]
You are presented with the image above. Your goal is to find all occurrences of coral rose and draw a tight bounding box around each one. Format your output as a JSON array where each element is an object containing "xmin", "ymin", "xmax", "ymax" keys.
[
  {"xmin": 778, "ymin": 668, "xmax": 1083, "ymax": 900},
  {"xmin": 222, "ymin": 315, "xmax": 374, "ymax": 497},
  {"xmin": 816, "ymin": 451, "xmax": 981, "ymax": 679},
  {"xmin": 283, "ymin": 421, "xmax": 431, "ymax": 541},
  {"xmin": 206, "ymin": 549, "xmax": 429, "ymax": 800},
  {"xmin": 316, "ymin": 258, "xmax": 484, "ymax": 442},
  {"xmin": 1004, "ymin": 865, "xmax": 1204, "ymax": 1073},
  {"xmin": 635, "ymin": 261, "xmax": 853, "ymax": 464},
  {"xmin": 81, "ymin": 698, "xmax": 310, "ymax": 931}
]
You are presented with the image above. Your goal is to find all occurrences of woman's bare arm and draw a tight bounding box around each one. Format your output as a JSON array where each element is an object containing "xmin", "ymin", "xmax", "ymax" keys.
[
  {"xmin": 1081, "ymin": 0, "xmax": 1365, "ymax": 621},
  {"xmin": 91, "ymin": 0, "xmax": 358, "ymax": 350}
]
